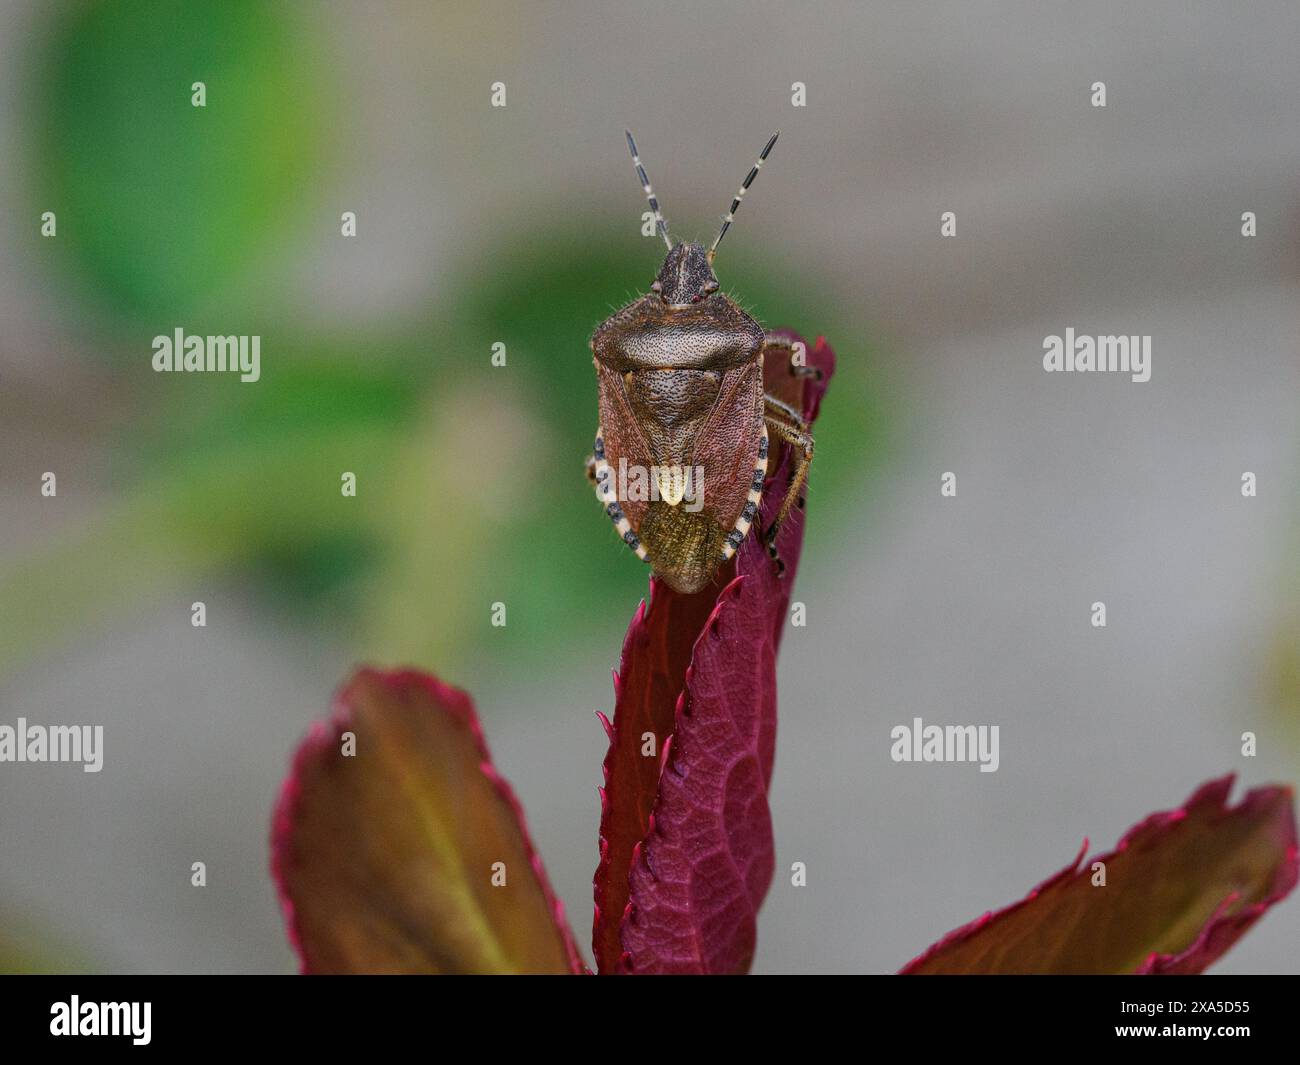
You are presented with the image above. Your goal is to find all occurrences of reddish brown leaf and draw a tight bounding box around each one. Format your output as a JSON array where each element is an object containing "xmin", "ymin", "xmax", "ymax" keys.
[
  {"xmin": 272, "ymin": 667, "xmax": 583, "ymax": 974},
  {"xmin": 591, "ymin": 582, "xmax": 722, "ymax": 972},
  {"xmin": 901, "ymin": 775, "xmax": 1298, "ymax": 975},
  {"xmin": 593, "ymin": 334, "xmax": 835, "ymax": 974}
]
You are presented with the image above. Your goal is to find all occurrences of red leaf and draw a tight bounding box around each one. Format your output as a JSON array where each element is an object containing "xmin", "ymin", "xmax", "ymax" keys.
[
  {"xmin": 901, "ymin": 775, "xmax": 1298, "ymax": 975},
  {"xmin": 590, "ymin": 583, "xmax": 720, "ymax": 972},
  {"xmin": 272, "ymin": 667, "xmax": 583, "ymax": 974},
  {"xmin": 592, "ymin": 334, "xmax": 835, "ymax": 974}
]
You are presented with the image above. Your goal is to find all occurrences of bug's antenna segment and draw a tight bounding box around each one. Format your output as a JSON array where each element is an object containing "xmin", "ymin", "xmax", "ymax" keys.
[
  {"xmin": 625, "ymin": 129, "xmax": 673, "ymax": 251},
  {"xmin": 708, "ymin": 131, "xmax": 780, "ymax": 262}
]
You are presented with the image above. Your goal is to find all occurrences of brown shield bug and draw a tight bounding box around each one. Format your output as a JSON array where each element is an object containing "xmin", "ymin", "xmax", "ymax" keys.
[{"xmin": 588, "ymin": 130, "xmax": 819, "ymax": 594}]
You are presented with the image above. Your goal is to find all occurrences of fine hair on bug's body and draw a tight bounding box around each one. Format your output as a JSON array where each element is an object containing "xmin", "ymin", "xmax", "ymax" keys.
[{"xmin": 588, "ymin": 130, "xmax": 819, "ymax": 595}]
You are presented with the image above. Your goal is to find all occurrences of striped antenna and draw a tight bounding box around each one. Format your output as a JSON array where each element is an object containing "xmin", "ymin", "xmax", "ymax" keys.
[
  {"xmin": 625, "ymin": 130, "xmax": 672, "ymax": 251},
  {"xmin": 708, "ymin": 131, "xmax": 779, "ymax": 262}
]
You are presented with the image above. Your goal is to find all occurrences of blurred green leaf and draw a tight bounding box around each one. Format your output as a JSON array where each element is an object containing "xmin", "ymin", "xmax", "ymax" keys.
[{"xmin": 33, "ymin": 0, "xmax": 324, "ymax": 322}]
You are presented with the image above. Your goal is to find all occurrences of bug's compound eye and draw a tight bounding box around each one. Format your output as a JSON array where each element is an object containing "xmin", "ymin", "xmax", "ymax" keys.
[
  {"xmin": 650, "ymin": 280, "xmax": 662, "ymax": 293},
  {"xmin": 704, "ymin": 280, "xmax": 719, "ymax": 295}
]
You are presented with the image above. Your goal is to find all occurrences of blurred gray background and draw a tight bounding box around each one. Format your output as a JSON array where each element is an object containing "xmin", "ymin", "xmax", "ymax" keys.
[{"xmin": 0, "ymin": 0, "xmax": 1297, "ymax": 973}]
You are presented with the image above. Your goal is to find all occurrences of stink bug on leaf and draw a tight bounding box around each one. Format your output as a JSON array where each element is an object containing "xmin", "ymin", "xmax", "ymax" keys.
[{"xmin": 588, "ymin": 130, "xmax": 820, "ymax": 594}]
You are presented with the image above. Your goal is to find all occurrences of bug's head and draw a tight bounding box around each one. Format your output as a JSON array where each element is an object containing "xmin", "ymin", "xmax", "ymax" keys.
[
  {"xmin": 623, "ymin": 129, "xmax": 780, "ymax": 306},
  {"xmin": 652, "ymin": 242, "xmax": 719, "ymax": 307}
]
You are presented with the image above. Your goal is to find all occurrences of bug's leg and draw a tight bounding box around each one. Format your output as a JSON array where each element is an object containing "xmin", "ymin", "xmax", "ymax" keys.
[
  {"xmin": 762, "ymin": 337, "xmax": 825, "ymax": 381},
  {"xmin": 761, "ymin": 395, "xmax": 812, "ymax": 511},
  {"xmin": 763, "ymin": 393, "xmax": 809, "ymax": 433},
  {"xmin": 760, "ymin": 411, "xmax": 815, "ymax": 553},
  {"xmin": 585, "ymin": 453, "xmax": 597, "ymax": 485},
  {"xmin": 755, "ymin": 399, "xmax": 813, "ymax": 574}
]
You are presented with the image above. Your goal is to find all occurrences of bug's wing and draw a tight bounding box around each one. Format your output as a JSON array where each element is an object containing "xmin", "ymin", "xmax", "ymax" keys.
[
  {"xmin": 691, "ymin": 361, "xmax": 766, "ymax": 532},
  {"xmin": 595, "ymin": 362, "xmax": 659, "ymax": 534}
]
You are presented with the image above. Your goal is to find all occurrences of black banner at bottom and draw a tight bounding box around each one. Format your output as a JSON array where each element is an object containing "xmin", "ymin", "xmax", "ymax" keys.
[{"xmin": 1, "ymin": 972, "xmax": 1294, "ymax": 1052}]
